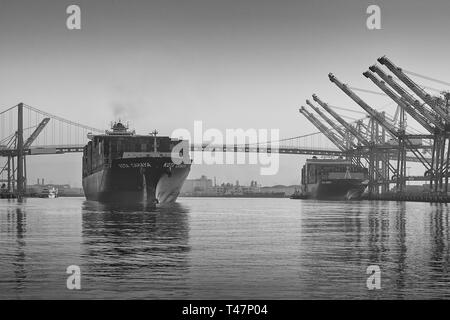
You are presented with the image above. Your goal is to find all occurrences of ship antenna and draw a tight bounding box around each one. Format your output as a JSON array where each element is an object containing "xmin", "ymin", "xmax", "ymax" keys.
[{"xmin": 151, "ymin": 129, "xmax": 159, "ymax": 153}]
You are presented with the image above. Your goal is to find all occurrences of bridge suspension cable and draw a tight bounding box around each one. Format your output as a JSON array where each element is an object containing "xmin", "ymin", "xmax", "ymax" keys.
[
  {"xmin": 0, "ymin": 103, "xmax": 105, "ymax": 151},
  {"xmin": 23, "ymin": 104, "xmax": 103, "ymax": 133},
  {"xmin": 0, "ymin": 104, "xmax": 18, "ymax": 116}
]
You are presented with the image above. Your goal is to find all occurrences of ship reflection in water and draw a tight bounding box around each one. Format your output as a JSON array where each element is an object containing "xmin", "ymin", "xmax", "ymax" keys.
[
  {"xmin": 80, "ymin": 201, "xmax": 191, "ymax": 299},
  {"xmin": 0, "ymin": 198, "xmax": 450, "ymax": 299}
]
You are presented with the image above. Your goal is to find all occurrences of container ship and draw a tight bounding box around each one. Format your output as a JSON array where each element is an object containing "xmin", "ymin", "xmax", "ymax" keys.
[
  {"xmin": 82, "ymin": 122, "xmax": 191, "ymax": 204},
  {"xmin": 295, "ymin": 158, "xmax": 368, "ymax": 200}
]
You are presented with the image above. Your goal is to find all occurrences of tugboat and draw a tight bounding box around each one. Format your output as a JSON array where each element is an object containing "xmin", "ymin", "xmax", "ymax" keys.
[
  {"xmin": 290, "ymin": 189, "xmax": 308, "ymax": 199},
  {"xmin": 82, "ymin": 121, "xmax": 191, "ymax": 204}
]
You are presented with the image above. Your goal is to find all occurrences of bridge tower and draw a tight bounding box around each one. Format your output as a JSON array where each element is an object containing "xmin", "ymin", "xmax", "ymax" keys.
[{"xmin": 16, "ymin": 103, "xmax": 25, "ymax": 199}]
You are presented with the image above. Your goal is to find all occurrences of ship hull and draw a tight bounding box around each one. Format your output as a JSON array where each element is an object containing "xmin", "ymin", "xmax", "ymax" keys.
[
  {"xmin": 82, "ymin": 157, "xmax": 190, "ymax": 205},
  {"xmin": 304, "ymin": 180, "xmax": 365, "ymax": 200}
]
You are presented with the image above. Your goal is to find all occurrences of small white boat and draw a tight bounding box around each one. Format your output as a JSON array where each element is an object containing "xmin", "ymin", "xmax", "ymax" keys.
[{"xmin": 40, "ymin": 187, "xmax": 58, "ymax": 198}]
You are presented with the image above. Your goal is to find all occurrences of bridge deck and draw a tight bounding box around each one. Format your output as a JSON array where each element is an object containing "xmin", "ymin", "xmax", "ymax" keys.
[{"xmin": 1, "ymin": 143, "xmax": 431, "ymax": 163}]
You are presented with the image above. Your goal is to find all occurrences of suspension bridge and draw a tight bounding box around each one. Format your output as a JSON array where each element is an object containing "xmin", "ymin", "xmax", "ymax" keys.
[
  {"xmin": 1, "ymin": 55, "xmax": 449, "ymax": 200},
  {"xmin": 0, "ymin": 102, "xmax": 352, "ymax": 199}
]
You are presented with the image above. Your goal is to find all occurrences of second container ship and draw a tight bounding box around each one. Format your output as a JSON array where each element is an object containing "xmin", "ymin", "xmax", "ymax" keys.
[{"xmin": 296, "ymin": 157, "xmax": 368, "ymax": 200}]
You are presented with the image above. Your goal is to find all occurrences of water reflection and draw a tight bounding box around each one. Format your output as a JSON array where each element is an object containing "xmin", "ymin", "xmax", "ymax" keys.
[
  {"xmin": 2, "ymin": 197, "xmax": 450, "ymax": 299},
  {"xmin": 12, "ymin": 206, "xmax": 27, "ymax": 288},
  {"xmin": 80, "ymin": 201, "xmax": 191, "ymax": 297},
  {"xmin": 428, "ymin": 204, "xmax": 450, "ymax": 286},
  {"xmin": 393, "ymin": 203, "xmax": 406, "ymax": 294},
  {"xmin": 0, "ymin": 201, "xmax": 27, "ymax": 290},
  {"xmin": 299, "ymin": 200, "xmax": 450, "ymax": 299}
]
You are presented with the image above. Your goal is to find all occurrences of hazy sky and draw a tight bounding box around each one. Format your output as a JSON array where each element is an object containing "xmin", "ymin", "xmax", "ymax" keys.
[{"xmin": 1, "ymin": 0, "xmax": 450, "ymax": 186}]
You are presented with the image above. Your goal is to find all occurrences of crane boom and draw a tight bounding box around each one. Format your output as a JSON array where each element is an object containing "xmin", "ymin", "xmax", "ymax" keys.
[
  {"xmin": 377, "ymin": 56, "xmax": 449, "ymax": 121},
  {"xmin": 329, "ymin": 73, "xmax": 432, "ymax": 169},
  {"xmin": 363, "ymin": 71, "xmax": 434, "ymax": 133},
  {"xmin": 23, "ymin": 118, "xmax": 50, "ymax": 149},
  {"xmin": 305, "ymin": 99, "xmax": 348, "ymax": 141},
  {"xmin": 328, "ymin": 73, "xmax": 399, "ymax": 137},
  {"xmin": 312, "ymin": 94, "xmax": 370, "ymax": 145},
  {"xmin": 369, "ymin": 65, "xmax": 443, "ymax": 130},
  {"xmin": 299, "ymin": 107, "xmax": 346, "ymax": 151}
]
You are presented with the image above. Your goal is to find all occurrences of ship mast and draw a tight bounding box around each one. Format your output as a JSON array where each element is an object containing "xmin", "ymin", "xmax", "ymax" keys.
[{"xmin": 151, "ymin": 129, "xmax": 158, "ymax": 152}]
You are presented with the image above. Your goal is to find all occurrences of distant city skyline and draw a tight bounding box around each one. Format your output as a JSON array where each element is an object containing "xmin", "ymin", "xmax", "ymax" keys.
[
  {"xmin": 180, "ymin": 174, "xmax": 300, "ymax": 187},
  {"xmin": 2, "ymin": 0, "xmax": 450, "ymax": 185},
  {"xmin": 27, "ymin": 171, "xmax": 301, "ymax": 189}
]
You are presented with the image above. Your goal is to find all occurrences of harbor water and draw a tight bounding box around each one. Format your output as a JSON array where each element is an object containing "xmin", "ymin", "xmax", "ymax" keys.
[{"xmin": 0, "ymin": 197, "xmax": 449, "ymax": 299}]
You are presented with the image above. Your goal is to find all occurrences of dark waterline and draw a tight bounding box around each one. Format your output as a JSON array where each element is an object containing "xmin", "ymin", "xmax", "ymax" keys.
[{"xmin": 0, "ymin": 197, "xmax": 449, "ymax": 299}]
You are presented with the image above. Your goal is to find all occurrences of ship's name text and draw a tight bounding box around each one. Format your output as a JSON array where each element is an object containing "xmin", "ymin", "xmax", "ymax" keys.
[{"xmin": 117, "ymin": 162, "xmax": 187, "ymax": 169}]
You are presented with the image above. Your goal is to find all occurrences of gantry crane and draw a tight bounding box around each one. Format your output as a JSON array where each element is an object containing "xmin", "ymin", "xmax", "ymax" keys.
[
  {"xmin": 311, "ymin": 94, "xmax": 395, "ymax": 179},
  {"xmin": 377, "ymin": 57, "xmax": 450, "ymax": 192},
  {"xmin": 328, "ymin": 73, "xmax": 424, "ymax": 193},
  {"xmin": 298, "ymin": 107, "xmax": 347, "ymax": 151},
  {"xmin": 315, "ymin": 91, "xmax": 404, "ymax": 192},
  {"xmin": 24, "ymin": 118, "xmax": 50, "ymax": 149},
  {"xmin": 362, "ymin": 71, "xmax": 436, "ymax": 190},
  {"xmin": 369, "ymin": 65, "xmax": 443, "ymax": 130},
  {"xmin": 299, "ymin": 56, "xmax": 450, "ymax": 198},
  {"xmin": 0, "ymin": 115, "xmax": 50, "ymax": 196},
  {"xmin": 363, "ymin": 71, "xmax": 434, "ymax": 133},
  {"xmin": 329, "ymin": 73, "xmax": 399, "ymax": 136},
  {"xmin": 312, "ymin": 94, "xmax": 370, "ymax": 146},
  {"xmin": 378, "ymin": 56, "xmax": 450, "ymax": 122},
  {"xmin": 305, "ymin": 99, "xmax": 353, "ymax": 148}
]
